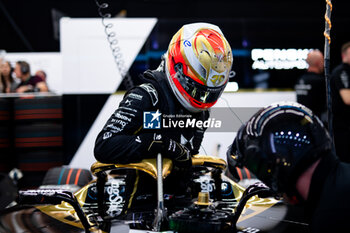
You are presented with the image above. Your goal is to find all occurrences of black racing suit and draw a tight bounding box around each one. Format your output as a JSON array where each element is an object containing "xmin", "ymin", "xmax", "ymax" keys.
[
  {"xmin": 306, "ymin": 151, "xmax": 350, "ymax": 232},
  {"xmin": 94, "ymin": 69, "xmax": 209, "ymax": 164},
  {"xmin": 94, "ymin": 69, "xmax": 209, "ymax": 208}
]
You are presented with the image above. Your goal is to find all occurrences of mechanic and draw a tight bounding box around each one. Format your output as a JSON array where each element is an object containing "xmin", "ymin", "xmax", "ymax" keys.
[
  {"xmin": 295, "ymin": 49, "xmax": 326, "ymax": 119},
  {"xmin": 94, "ymin": 23, "xmax": 232, "ymax": 172},
  {"xmin": 330, "ymin": 41, "xmax": 350, "ymax": 162},
  {"xmin": 227, "ymin": 102, "xmax": 350, "ymax": 233}
]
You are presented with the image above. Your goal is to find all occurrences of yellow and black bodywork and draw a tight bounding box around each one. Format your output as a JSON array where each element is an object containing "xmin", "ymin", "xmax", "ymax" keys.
[{"xmin": 0, "ymin": 155, "xmax": 307, "ymax": 233}]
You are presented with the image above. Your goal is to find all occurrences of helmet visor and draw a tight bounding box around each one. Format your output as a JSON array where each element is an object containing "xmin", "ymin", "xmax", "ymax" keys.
[{"xmin": 175, "ymin": 66, "xmax": 226, "ymax": 104}]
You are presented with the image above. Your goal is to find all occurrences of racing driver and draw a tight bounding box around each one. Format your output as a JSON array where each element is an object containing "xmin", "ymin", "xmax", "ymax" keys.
[
  {"xmin": 94, "ymin": 23, "xmax": 233, "ymax": 173},
  {"xmin": 227, "ymin": 102, "xmax": 350, "ymax": 233}
]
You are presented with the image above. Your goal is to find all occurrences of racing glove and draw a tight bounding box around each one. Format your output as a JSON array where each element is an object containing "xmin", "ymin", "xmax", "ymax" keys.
[{"xmin": 142, "ymin": 133, "xmax": 192, "ymax": 168}]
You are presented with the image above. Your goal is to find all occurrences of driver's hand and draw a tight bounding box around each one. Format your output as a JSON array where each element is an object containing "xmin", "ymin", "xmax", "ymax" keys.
[
  {"xmin": 147, "ymin": 133, "xmax": 192, "ymax": 168},
  {"xmin": 163, "ymin": 137, "xmax": 192, "ymax": 168}
]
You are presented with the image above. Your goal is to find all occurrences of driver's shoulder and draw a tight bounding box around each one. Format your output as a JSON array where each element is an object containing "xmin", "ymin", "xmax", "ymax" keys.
[{"xmin": 125, "ymin": 83, "xmax": 159, "ymax": 108}]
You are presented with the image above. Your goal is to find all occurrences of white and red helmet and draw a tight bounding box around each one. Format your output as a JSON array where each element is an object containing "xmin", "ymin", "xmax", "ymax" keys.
[{"xmin": 165, "ymin": 23, "xmax": 233, "ymax": 112}]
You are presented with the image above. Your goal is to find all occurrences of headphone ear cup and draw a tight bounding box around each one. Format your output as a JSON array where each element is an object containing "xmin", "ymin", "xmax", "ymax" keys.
[
  {"xmin": 21, "ymin": 65, "xmax": 28, "ymax": 74},
  {"xmin": 245, "ymin": 144, "xmax": 260, "ymax": 160},
  {"xmin": 240, "ymin": 143, "xmax": 260, "ymax": 180},
  {"xmin": 18, "ymin": 62, "xmax": 29, "ymax": 75}
]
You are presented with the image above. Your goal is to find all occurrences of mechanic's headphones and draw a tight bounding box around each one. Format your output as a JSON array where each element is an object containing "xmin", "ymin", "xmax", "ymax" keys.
[
  {"xmin": 18, "ymin": 61, "xmax": 30, "ymax": 75},
  {"xmin": 228, "ymin": 124, "xmax": 245, "ymax": 168},
  {"xmin": 229, "ymin": 123, "xmax": 261, "ymax": 169},
  {"xmin": 244, "ymin": 140, "xmax": 261, "ymax": 162}
]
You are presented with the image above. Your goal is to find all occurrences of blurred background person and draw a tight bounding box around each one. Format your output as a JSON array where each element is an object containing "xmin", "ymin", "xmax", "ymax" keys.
[
  {"xmin": 295, "ymin": 50, "xmax": 326, "ymax": 119},
  {"xmin": 35, "ymin": 69, "xmax": 50, "ymax": 91},
  {"xmin": 35, "ymin": 70, "xmax": 47, "ymax": 82},
  {"xmin": 331, "ymin": 42, "xmax": 350, "ymax": 162},
  {"xmin": 14, "ymin": 61, "xmax": 48, "ymax": 93},
  {"xmin": 0, "ymin": 61, "xmax": 17, "ymax": 93}
]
